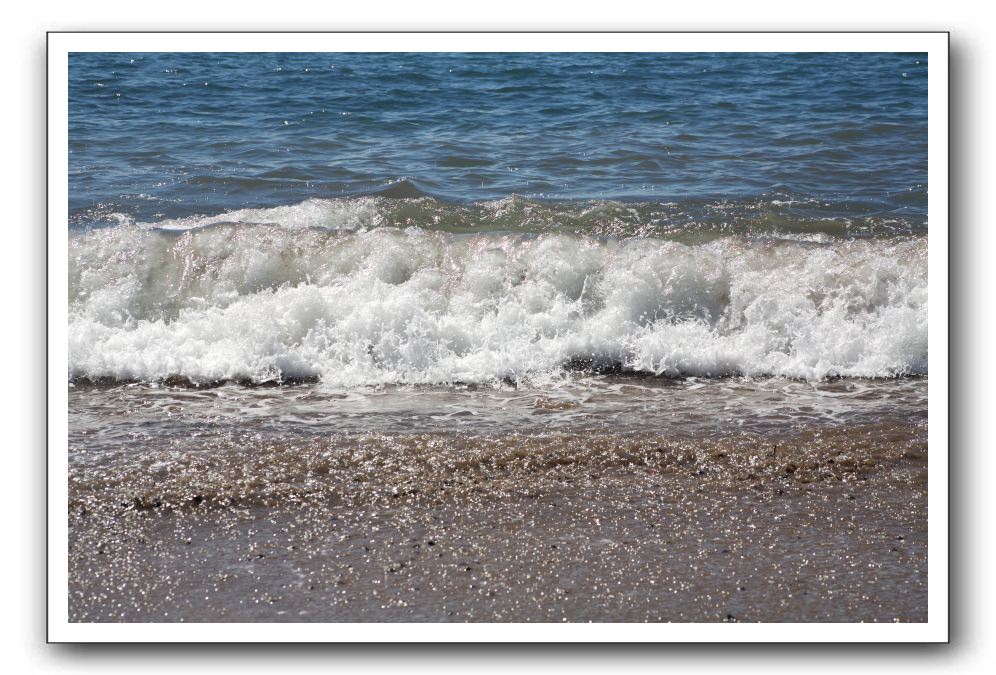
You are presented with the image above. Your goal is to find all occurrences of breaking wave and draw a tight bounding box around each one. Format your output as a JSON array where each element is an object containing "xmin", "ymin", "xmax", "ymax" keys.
[{"xmin": 68, "ymin": 201, "xmax": 927, "ymax": 385}]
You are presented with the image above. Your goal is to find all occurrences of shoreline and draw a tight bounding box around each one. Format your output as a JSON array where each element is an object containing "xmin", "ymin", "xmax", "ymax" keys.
[{"xmin": 69, "ymin": 422, "xmax": 927, "ymax": 622}]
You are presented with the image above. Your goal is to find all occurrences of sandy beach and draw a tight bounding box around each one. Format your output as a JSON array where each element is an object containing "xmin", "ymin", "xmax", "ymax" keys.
[{"xmin": 69, "ymin": 418, "xmax": 926, "ymax": 622}]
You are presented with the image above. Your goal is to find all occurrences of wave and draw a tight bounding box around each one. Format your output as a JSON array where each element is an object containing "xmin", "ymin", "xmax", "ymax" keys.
[
  {"xmin": 68, "ymin": 208, "xmax": 928, "ymax": 385},
  {"xmin": 72, "ymin": 192, "xmax": 926, "ymax": 239}
]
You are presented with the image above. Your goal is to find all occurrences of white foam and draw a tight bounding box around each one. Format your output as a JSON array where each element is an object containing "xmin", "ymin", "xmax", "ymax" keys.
[
  {"xmin": 69, "ymin": 223, "xmax": 928, "ymax": 384},
  {"xmin": 133, "ymin": 197, "xmax": 382, "ymax": 232}
]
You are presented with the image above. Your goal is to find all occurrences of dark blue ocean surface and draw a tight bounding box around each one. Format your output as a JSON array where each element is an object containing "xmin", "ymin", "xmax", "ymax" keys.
[{"xmin": 68, "ymin": 52, "xmax": 927, "ymax": 229}]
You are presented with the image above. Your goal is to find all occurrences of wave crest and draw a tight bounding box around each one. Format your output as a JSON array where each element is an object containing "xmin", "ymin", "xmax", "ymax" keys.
[{"xmin": 69, "ymin": 220, "xmax": 928, "ymax": 384}]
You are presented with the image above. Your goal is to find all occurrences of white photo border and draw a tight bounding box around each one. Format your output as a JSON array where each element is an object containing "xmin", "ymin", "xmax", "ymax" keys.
[{"xmin": 47, "ymin": 31, "xmax": 949, "ymax": 643}]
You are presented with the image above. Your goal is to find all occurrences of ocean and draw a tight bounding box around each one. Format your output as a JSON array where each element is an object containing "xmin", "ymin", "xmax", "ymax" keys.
[{"xmin": 67, "ymin": 51, "xmax": 929, "ymax": 622}]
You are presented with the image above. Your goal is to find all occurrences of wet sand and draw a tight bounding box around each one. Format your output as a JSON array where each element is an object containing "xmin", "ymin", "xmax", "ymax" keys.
[{"xmin": 68, "ymin": 421, "xmax": 927, "ymax": 622}]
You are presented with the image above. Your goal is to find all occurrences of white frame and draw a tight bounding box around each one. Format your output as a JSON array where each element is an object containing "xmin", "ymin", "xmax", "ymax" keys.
[{"xmin": 47, "ymin": 31, "xmax": 949, "ymax": 643}]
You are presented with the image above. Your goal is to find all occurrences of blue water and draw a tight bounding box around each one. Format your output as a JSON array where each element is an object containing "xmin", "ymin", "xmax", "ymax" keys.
[
  {"xmin": 69, "ymin": 52, "xmax": 927, "ymax": 229},
  {"xmin": 67, "ymin": 52, "xmax": 930, "ymax": 386}
]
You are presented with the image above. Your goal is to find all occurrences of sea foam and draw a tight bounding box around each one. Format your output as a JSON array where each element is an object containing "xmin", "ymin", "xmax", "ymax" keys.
[{"xmin": 69, "ymin": 218, "xmax": 927, "ymax": 385}]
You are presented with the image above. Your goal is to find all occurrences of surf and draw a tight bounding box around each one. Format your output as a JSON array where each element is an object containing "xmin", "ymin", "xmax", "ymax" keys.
[{"xmin": 69, "ymin": 215, "xmax": 928, "ymax": 385}]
